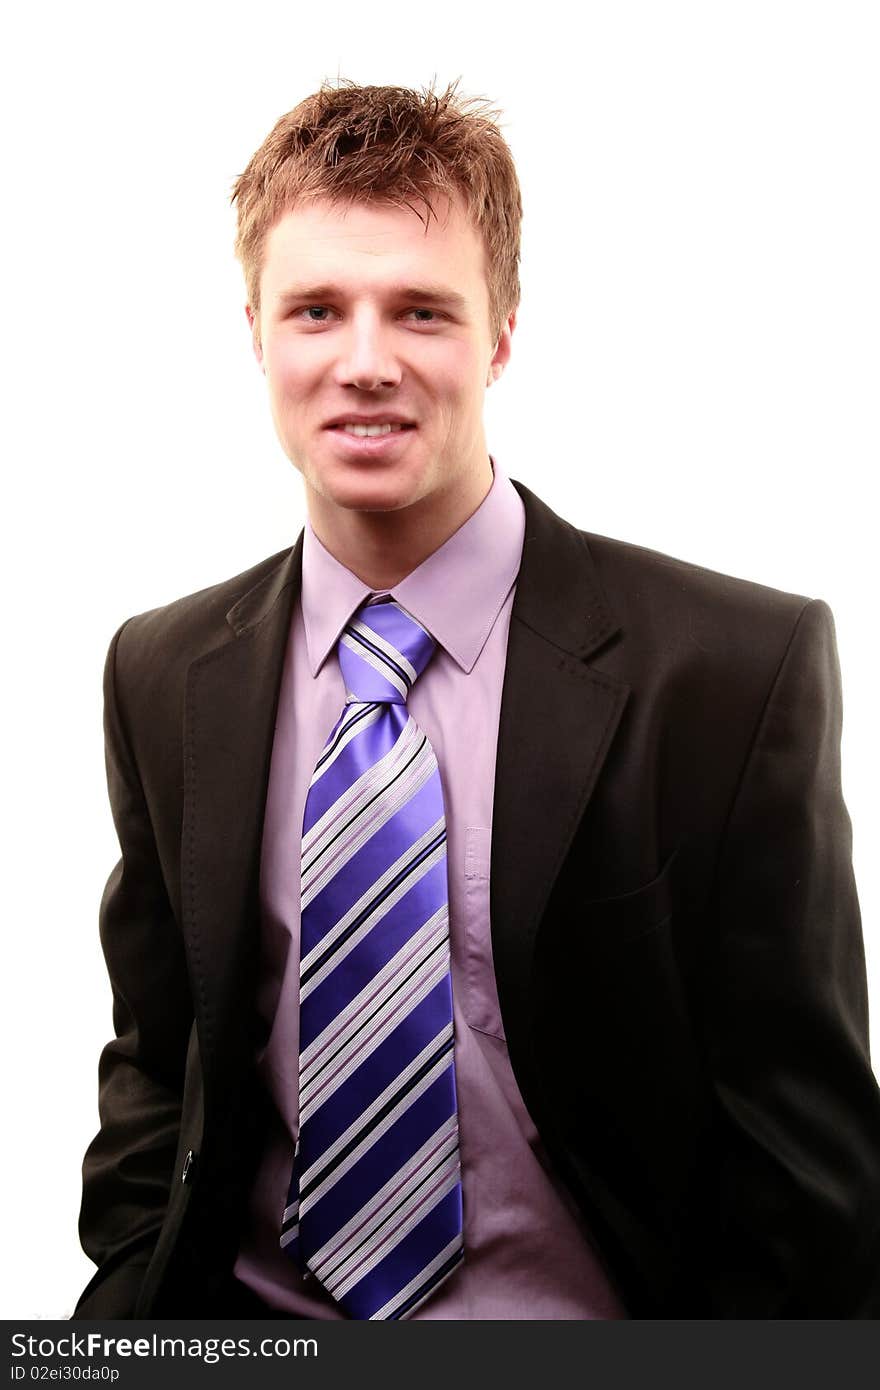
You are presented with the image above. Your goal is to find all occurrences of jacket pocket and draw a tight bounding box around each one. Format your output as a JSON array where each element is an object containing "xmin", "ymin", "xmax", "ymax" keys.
[{"xmin": 578, "ymin": 845, "xmax": 679, "ymax": 947}]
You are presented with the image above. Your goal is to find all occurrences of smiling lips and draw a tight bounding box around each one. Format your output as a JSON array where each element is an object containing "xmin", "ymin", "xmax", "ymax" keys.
[
  {"xmin": 323, "ymin": 420, "xmax": 418, "ymax": 458},
  {"xmin": 330, "ymin": 422, "xmax": 415, "ymax": 437}
]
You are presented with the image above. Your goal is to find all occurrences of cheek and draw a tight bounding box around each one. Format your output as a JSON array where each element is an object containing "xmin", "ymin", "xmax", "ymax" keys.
[
  {"xmin": 272, "ymin": 359, "xmax": 306, "ymax": 397},
  {"xmin": 265, "ymin": 338, "xmax": 320, "ymax": 394},
  {"xmin": 429, "ymin": 343, "xmax": 486, "ymax": 404}
]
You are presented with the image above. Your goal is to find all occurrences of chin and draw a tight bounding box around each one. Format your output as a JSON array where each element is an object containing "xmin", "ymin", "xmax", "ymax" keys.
[
  {"xmin": 328, "ymin": 482, "xmax": 422, "ymax": 514},
  {"xmin": 310, "ymin": 463, "xmax": 429, "ymax": 515}
]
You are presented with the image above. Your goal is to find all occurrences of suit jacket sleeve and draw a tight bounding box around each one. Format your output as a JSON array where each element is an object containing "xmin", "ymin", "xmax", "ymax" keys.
[
  {"xmin": 705, "ymin": 597, "xmax": 880, "ymax": 1316},
  {"xmin": 74, "ymin": 620, "xmax": 193, "ymax": 1318}
]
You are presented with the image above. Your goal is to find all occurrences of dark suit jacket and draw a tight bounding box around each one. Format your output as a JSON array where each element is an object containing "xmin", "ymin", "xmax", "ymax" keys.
[{"xmin": 74, "ymin": 480, "xmax": 880, "ymax": 1319}]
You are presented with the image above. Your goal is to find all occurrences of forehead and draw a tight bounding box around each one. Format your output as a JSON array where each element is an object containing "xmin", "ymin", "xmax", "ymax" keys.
[{"xmin": 259, "ymin": 194, "xmax": 488, "ymax": 303}]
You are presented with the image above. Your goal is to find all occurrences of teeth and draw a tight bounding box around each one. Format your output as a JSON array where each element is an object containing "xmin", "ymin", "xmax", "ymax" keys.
[{"xmin": 337, "ymin": 422, "xmax": 407, "ymax": 437}]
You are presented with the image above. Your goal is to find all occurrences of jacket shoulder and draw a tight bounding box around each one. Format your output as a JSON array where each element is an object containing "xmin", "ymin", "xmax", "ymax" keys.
[
  {"xmin": 121, "ymin": 545, "xmax": 294, "ymax": 643},
  {"xmin": 105, "ymin": 544, "xmax": 299, "ymax": 745},
  {"xmin": 580, "ymin": 529, "xmax": 817, "ymax": 652},
  {"xmin": 111, "ymin": 544, "xmax": 296, "ymax": 674},
  {"xmin": 512, "ymin": 478, "xmax": 818, "ymax": 652}
]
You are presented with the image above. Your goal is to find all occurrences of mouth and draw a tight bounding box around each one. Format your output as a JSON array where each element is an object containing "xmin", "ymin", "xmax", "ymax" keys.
[
  {"xmin": 326, "ymin": 422, "xmax": 417, "ymax": 438},
  {"xmin": 323, "ymin": 420, "xmax": 418, "ymax": 458}
]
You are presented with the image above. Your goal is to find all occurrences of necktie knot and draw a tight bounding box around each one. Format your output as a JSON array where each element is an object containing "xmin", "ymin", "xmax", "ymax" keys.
[{"xmin": 338, "ymin": 600, "xmax": 436, "ymax": 705}]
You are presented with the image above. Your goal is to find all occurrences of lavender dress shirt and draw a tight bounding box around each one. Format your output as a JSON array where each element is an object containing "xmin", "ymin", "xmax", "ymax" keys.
[{"xmin": 233, "ymin": 459, "xmax": 626, "ymax": 1319}]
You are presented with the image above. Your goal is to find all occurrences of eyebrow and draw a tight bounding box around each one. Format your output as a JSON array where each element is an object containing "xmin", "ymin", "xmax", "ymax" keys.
[{"xmin": 274, "ymin": 283, "xmax": 470, "ymax": 312}]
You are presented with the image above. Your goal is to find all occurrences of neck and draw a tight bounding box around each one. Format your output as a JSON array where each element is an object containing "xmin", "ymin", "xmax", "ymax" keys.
[{"xmin": 307, "ymin": 456, "xmax": 494, "ymax": 589}]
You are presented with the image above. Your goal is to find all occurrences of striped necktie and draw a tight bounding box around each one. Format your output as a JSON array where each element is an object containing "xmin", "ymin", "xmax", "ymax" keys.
[{"xmin": 280, "ymin": 597, "xmax": 464, "ymax": 1319}]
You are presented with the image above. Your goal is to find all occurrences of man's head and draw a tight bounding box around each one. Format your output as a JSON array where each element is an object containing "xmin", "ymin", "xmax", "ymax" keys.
[
  {"xmin": 232, "ymin": 79, "xmax": 521, "ymax": 353},
  {"xmin": 230, "ymin": 80, "xmax": 521, "ymax": 531}
]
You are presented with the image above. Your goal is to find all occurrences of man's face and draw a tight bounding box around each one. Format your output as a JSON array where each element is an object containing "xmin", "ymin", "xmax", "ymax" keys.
[{"xmin": 247, "ymin": 194, "xmax": 514, "ymax": 519}]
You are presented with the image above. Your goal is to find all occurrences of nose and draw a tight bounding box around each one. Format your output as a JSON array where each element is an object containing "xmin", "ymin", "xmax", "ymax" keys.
[{"xmin": 333, "ymin": 310, "xmax": 401, "ymax": 391}]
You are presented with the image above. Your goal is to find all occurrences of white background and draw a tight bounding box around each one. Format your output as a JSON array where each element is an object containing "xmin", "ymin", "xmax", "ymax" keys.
[{"xmin": 3, "ymin": 0, "xmax": 877, "ymax": 1319}]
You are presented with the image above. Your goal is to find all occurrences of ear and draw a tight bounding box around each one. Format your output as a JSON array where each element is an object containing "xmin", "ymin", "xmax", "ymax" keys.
[
  {"xmin": 486, "ymin": 307, "xmax": 517, "ymax": 385},
  {"xmin": 246, "ymin": 304, "xmax": 265, "ymax": 372}
]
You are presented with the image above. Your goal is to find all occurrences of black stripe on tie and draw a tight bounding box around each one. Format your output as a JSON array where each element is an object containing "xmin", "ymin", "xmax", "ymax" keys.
[
  {"xmin": 315, "ymin": 701, "xmax": 381, "ymax": 773},
  {"xmin": 300, "ymin": 1033, "xmax": 455, "ymax": 1202},
  {"xmin": 318, "ymin": 1136, "xmax": 459, "ymax": 1286},
  {"xmin": 389, "ymin": 1245, "xmax": 465, "ymax": 1320},
  {"xmin": 301, "ymin": 828, "xmax": 447, "ymax": 988},
  {"xmin": 302, "ymin": 938, "xmax": 449, "ymax": 1100},
  {"xmin": 345, "ymin": 625, "xmax": 413, "ymax": 690},
  {"xmin": 302, "ymin": 733, "xmax": 428, "ymax": 880}
]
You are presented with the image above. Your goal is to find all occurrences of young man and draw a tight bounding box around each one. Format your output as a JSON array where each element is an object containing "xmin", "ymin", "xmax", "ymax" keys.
[{"xmin": 75, "ymin": 80, "xmax": 880, "ymax": 1320}]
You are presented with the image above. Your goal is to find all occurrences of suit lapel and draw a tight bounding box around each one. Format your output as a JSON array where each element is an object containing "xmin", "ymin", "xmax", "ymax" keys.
[
  {"xmin": 182, "ymin": 537, "xmax": 303, "ymax": 1105},
  {"xmin": 491, "ymin": 482, "xmax": 630, "ymax": 1089}
]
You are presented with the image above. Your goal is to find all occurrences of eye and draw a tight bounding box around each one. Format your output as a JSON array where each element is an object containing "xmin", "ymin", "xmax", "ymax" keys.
[{"xmin": 290, "ymin": 305, "xmax": 442, "ymax": 326}]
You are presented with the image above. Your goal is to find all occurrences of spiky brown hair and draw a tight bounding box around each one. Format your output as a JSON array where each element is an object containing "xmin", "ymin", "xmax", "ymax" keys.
[{"xmin": 230, "ymin": 77, "xmax": 522, "ymax": 345}]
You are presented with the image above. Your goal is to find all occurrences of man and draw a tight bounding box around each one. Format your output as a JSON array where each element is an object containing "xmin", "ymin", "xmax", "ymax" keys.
[{"xmin": 75, "ymin": 79, "xmax": 880, "ymax": 1320}]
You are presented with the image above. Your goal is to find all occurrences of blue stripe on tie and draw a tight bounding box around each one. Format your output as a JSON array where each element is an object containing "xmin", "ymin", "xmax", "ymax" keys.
[
  {"xmin": 391, "ymin": 1245, "xmax": 465, "ymax": 1320},
  {"xmin": 301, "ymin": 944, "xmax": 450, "ymax": 1131},
  {"xmin": 301, "ymin": 776, "xmax": 444, "ymax": 952},
  {"xmin": 300, "ymin": 980, "xmax": 453, "ymax": 1159},
  {"xmin": 343, "ymin": 1186, "xmax": 464, "ymax": 1320},
  {"xmin": 303, "ymin": 707, "xmax": 400, "ymax": 833},
  {"xmin": 300, "ymin": 855, "xmax": 449, "ymax": 1042},
  {"xmin": 313, "ymin": 701, "xmax": 380, "ymax": 777},
  {"xmin": 301, "ymin": 725, "xmax": 431, "ymax": 891},
  {"xmin": 299, "ymin": 1059, "xmax": 457, "ymax": 1252},
  {"xmin": 345, "ymin": 626, "xmax": 413, "ymax": 691}
]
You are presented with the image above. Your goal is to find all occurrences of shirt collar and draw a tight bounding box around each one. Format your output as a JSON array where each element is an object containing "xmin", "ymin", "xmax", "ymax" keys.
[{"xmin": 301, "ymin": 456, "xmax": 525, "ymax": 676}]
